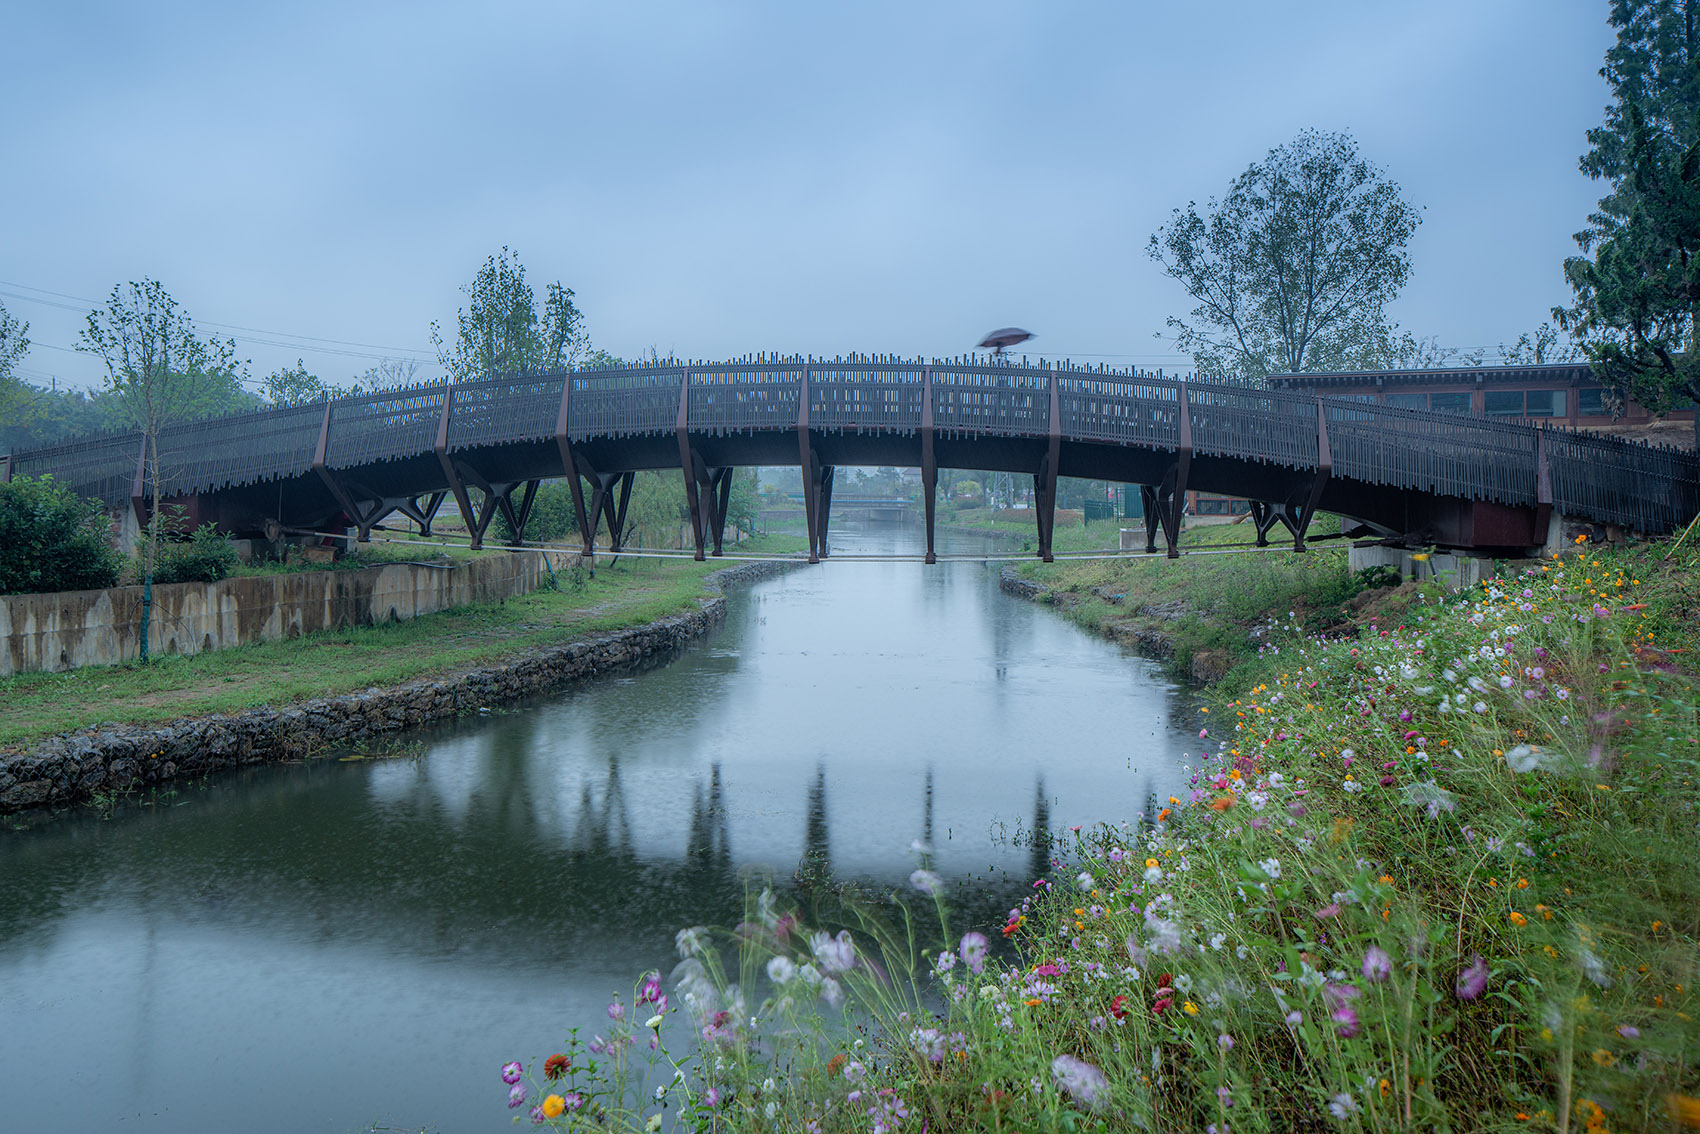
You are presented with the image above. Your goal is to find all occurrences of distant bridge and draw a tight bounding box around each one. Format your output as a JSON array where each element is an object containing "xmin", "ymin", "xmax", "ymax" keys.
[{"xmin": 5, "ymin": 357, "xmax": 1696, "ymax": 565}]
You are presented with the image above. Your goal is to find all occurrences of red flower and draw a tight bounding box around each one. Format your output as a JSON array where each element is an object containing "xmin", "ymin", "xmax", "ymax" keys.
[
  {"xmin": 1110, "ymin": 995, "xmax": 1129, "ymax": 1020},
  {"xmin": 543, "ymin": 1053, "xmax": 571, "ymax": 1081},
  {"xmin": 1153, "ymin": 997, "xmax": 1174, "ymax": 1014}
]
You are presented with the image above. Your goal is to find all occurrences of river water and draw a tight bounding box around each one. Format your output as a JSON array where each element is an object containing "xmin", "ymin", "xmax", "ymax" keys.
[{"xmin": 0, "ymin": 522, "xmax": 1201, "ymax": 1132}]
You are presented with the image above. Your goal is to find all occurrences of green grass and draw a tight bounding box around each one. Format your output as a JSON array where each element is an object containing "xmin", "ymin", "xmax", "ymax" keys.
[
  {"xmin": 999, "ymin": 517, "xmax": 1410, "ymax": 682},
  {"xmin": 0, "ymin": 535, "xmax": 804, "ymax": 749}
]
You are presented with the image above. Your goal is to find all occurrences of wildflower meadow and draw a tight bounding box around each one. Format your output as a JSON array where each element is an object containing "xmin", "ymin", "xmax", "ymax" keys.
[{"xmin": 502, "ymin": 539, "xmax": 1700, "ymax": 1132}]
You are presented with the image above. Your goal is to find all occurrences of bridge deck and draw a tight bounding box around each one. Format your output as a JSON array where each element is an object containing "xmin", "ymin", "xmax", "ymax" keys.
[{"xmin": 5, "ymin": 357, "xmax": 1695, "ymax": 562}]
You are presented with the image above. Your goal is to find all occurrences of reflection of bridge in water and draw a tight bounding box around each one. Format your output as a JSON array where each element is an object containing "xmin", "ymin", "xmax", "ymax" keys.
[
  {"xmin": 8, "ymin": 357, "xmax": 1695, "ymax": 566},
  {"xmin": 0, "ymin": 743, "xmax": 1110, "ymax": 970}
]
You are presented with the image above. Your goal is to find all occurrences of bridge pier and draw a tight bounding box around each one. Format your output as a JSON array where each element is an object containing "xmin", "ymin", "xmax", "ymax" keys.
[
  {"xmin": 920, "ymin": 365, "xmax": 937, "ymax": 564},
  {"xmin": 587, "ymin": 470, "xmax": 632, "ymax": 558}
]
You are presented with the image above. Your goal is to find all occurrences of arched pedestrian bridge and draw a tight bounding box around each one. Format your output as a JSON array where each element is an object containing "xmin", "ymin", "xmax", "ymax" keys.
[{"xmin": 6, "ymin": 356, "xmax": 1696, "ymax": 564}]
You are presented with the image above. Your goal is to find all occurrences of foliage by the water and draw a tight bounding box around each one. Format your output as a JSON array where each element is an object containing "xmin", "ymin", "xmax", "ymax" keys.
[
  {"xmin": 508, "ymin": 538, "xmax": 1700, "ymax": 1131},
  {"xmin": 0, "ymin": 474, "xmax": 122, "ymax": 596}
]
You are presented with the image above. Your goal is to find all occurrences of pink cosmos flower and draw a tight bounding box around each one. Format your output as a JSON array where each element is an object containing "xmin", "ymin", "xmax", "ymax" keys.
[
  {"xmin": 959, "ymin": 932, "xmax": 989, "ymax": 975},
  {"xmin": 1456, "ymin": 955, "xmax": 1489, "ymax": 1000}
]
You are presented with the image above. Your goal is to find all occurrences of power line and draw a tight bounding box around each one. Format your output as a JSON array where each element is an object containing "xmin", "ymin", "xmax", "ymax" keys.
[{"xmin": 0, "ymin": 280, "xmax": 440, "ymax": 362}]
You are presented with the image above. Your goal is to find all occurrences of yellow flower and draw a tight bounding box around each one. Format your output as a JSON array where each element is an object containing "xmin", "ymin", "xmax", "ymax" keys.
[
  {"xmin": 1182, "ymin": 1001, "xmax": 1198, "ymax": 1015},
  {"xmin": 1591, "ymin": 1049, "xmax": 1615, "ymax": 1067},
  {"xmin": 543, "ymin": 1094, "xmax": 566, "ymax": 1118},
  {"xmin": 1669, "ymin": 1094, "xmax": 1700, "ymax": 1128}
]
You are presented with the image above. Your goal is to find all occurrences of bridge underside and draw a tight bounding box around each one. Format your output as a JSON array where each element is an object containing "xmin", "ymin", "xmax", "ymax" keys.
[{"xmin": 175, "ymin": 426, "xmax": 1551, "ymax": 566}]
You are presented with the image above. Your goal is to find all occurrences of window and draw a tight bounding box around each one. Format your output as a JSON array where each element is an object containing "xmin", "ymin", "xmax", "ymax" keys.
[
  {"xmin": 1578, "ymin": 387, "xmax": 1608, "ymax": 416},
  {"xmin": 1484, "ymin": 390, "xmax": 1524, "ymax": 415},
  {"xmin": 1525, "ymin": 390, "xmax": 1566, "ymax": 417},
  {"xmin": 1428, "ymin": 391, "xmax": 1472, "ymax": 413},
  {"xmin": 1386, "ymin": 393, "xmax": 1425, "ymax": 409}
]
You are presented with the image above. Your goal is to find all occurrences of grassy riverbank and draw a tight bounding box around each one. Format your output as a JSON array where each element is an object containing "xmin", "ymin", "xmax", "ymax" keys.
[
  {"xmin": 505, "ymin": 536, "xmax": 1700, "ymax": 1132},
  {"xmin": 999, "ymin": 516, "xmax": 1411, "ymax": 684},
  {"xmin": 0, "ymin": 537, "xmax": 802, "ymax": 749}
]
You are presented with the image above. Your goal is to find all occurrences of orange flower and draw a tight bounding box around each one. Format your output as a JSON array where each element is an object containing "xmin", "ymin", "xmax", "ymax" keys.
[
  {"xmin": 1158, "ymin": 808, "xmax": 1172, "ymax": 822},
  {"xmin": 543, "ymin": 1095, "xmax": 566, "ymax": 1118},
  {"xmin": 1209, "ymin": 797, "xmax": 1234, "ymax": 811},
  {"xmin": 1509, "ymin": 911, "xmax": 1528, "ymax": 927},
  {"xmin": 543, "ymin": 1053, "xmax": 571, "ymax": 1081},
  {"xmin": 1516, "ymin": 878, "xmax": 1529, "ymax": 890}
]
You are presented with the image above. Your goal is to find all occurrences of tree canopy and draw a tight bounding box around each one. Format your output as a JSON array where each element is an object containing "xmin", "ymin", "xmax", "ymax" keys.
[
  {"xmin": 431, "ymin": 248, "xmax": 590, "ymax": 379},
  {"xmin": 1148, "ymin": 129, "xmax": 1422, "ymax": 380},
  {"xmin": 1557, "ymin": 0, "xmax": 1700, "ymax": 437}
]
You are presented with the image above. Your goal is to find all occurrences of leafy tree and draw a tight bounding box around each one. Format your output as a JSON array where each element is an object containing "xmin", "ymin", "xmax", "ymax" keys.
[
  {"xmin": 0, "ymin": 299, "xmax": 30, "ymax": 427},
  {"xmin": 724, "ymin": 467, "xmax": 760, "ymax": 540},
  {"xmin": 262, "ymin": 358, "xmax": 329, "ymax": 405},
  {"xmin": 0, "ymin": 475, "xmax": 122, "ymax": 595},
  {"xmin": 351, "ymin": 357, "xmax": 424, "ymax": 393},
  {"xmin": 77, "ymin": 279, "xmax": 246, "ymax": 658},
  {"xmin": 1557, "ymin": 2, "xmax": 1700, "ymax": 441},
  {"xmin": 431, "ymin": 248, "xmax": 590, "ymax": 378},
  {"xmin": 1497, "ymin": 323, "xmax": 1582, "ymax": 366},
  {"xmin": 1149, "ymin": 129, "xmax": 1422, "ymax": 380}
]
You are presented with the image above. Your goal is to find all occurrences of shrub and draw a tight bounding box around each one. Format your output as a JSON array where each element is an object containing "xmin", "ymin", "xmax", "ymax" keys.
[
  {"xmin": 149, "ymin": 523, "xmax": 238, "ymax": 584},
  {"xmin": 0, "ymin": 475, "xmax": 122, "ymax": 595}
]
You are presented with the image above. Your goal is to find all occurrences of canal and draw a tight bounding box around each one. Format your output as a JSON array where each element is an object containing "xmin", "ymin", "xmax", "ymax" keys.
[{"xmin": 0, "ymin": 522, "xmax": 1203, "ymax": 1132}]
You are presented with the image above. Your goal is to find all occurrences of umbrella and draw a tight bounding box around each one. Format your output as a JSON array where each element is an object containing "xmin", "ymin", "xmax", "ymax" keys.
[{"xmin": 976, "ymin": 327, "xmax": 1034, "ymax": 355}]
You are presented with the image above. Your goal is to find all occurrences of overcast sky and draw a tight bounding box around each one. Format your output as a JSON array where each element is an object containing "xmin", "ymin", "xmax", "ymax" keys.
[{"xmin": 2, "ymin": 1, "xmax": 1615, "ymax": 395}]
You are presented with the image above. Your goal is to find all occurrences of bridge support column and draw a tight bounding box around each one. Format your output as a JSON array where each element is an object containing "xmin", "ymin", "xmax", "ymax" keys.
[
  {"xmin": 798, "ymin": 364, "xmax": 821, "ymax": 564},
  {"xmin": 1249, "ymin": 500, "xmax": 1285, "ymax": 548},
  {"xmin": 400, "ymin": 490, "xmax": 447, "ymax": 538},
  {"xmin": 813, "ymin": 464, "xmax": 835, "ymax": 559},
  {"xmin": 920, "ymin": 365, "xmax": 937, "ymax": 564},
  {"xmin": 453, "ymin": 461, "xmax": 536, "ymax": 550},
  {"xmin": 554, "ymin": 376, "xmax": 598, "ymax": 564},
  {"xmin": 592, "ymin": 470, "xmax": 633, "ymax": 558},
  {"xmin": 709, "ymin": 467, "xmax": 733, "ymax": 556},
  {"xmin": 678, "ymin": 367, "xmax": 707, "ymax": 561},
  {"xmin": 1032, "ymin": 461, "xmax": 1056, "ymax": 563},
  {"xmin": 1289, "ymin": 397, "xmax": 1333, "ymax": 553},
  {"xmin": 1140, "ymin": 485, "xmax": 1160, "ymax": 554},
  {"xmin": 1033, "ymin": 373, "xmax": 1060, "ymax": 563}
]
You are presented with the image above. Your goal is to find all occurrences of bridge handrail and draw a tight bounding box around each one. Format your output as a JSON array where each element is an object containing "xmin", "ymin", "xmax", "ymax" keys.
[{"xmin": 6, "ymin": 357, "xmax": 1697, "ymax": 535}]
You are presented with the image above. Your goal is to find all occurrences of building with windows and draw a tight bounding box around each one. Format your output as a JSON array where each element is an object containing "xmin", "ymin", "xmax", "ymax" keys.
[{"xmin": 1264, "ymin": 362, "xmax": 1693, "ymax": 430}]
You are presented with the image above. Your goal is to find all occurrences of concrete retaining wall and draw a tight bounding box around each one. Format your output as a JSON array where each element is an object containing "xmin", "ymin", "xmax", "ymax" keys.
[
  {"xmin": 0, "ymin": 558, "xmax": 794, "ymax": 814},
  {"xmin": 0, "ymin": 553, "xmax": 554, "ymax": 677}
]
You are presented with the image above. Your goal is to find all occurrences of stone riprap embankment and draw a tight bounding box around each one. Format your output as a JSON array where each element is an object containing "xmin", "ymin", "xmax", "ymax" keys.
[{"xmin": 0, "ymin": 559, "xmax": 794, "ymax": 815}]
